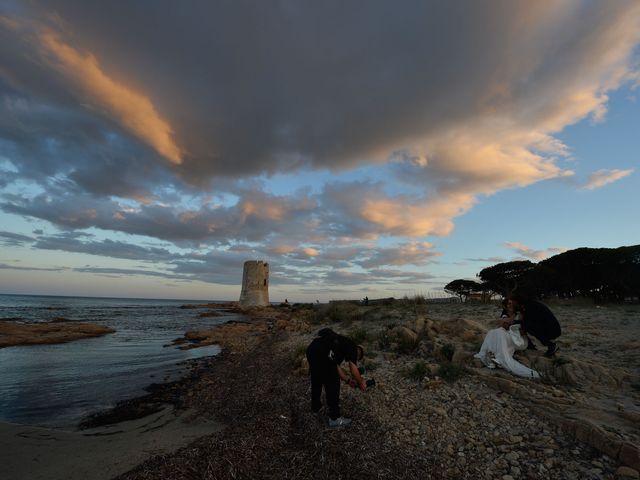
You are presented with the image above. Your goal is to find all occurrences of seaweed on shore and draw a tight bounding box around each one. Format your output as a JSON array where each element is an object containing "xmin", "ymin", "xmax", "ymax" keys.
[
  {"xmin": 115, "ymin": 333, "xmax": 440, "ymax": 480},
  {"xmin": 78, "ymin": 357, "xmax": 218, "ymax": 429}
]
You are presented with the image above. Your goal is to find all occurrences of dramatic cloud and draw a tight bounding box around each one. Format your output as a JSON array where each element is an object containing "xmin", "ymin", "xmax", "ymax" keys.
[
  {"xmin": 33, "ymin": 235, "xmax": 175, "ymax": 262},
  {"xmin": 1, "ymin": 1, "xmax": 640, "ymax": 290},
  {"xmin": 38, "ymin": 31, "xmax": 183, "ymax": 165},
  {"xmin": 504, "ymin": 242, "xmax": 567, "ymax": 262},
  {"xmin": 582, "ymin": 168, "xmax": 634, "ymax": 190}
]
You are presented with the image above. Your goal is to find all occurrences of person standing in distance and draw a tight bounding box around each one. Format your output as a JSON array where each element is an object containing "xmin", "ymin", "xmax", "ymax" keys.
[{"xmin": 305, "ymin": 328, "xmax": 366, "ymax": 427}]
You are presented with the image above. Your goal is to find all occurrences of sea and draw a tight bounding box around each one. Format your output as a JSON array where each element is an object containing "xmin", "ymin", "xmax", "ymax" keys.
[{"xmin": 0, "ymin": 294, "xmax": 242, "ymax": 429}]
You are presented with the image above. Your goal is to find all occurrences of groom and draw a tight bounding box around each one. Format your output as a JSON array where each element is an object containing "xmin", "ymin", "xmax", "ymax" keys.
[{"xmin": 512, "ymin": 297, "xmax": 561, "ymax": 357}]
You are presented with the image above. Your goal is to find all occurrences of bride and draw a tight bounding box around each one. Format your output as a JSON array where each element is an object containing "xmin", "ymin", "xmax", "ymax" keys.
[{"xmin": 474, "ymin": 299, "xmax": 540, "ymax": 379}]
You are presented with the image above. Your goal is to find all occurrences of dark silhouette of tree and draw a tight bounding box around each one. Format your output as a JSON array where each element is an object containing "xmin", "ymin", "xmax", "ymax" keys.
[
  {"xmin": 444, "ymin": 279, "xmax": 483, "ymax": 302},
  {"xmin": 539, "ymin": 245, "xmax": 640, "ymax": 302},
  {"xmin": 456, "ymin": 245, "xmax": 640, "ymax": 303},
  {"xmin": 478, "ymin": 260, "xmax": 536, "ymax": 297}
]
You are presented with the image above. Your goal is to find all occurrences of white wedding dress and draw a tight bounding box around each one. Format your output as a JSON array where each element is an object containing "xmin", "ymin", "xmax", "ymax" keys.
[{"xmin": 474, "ymin": 323, "xmax": 540, "ymax": 379}]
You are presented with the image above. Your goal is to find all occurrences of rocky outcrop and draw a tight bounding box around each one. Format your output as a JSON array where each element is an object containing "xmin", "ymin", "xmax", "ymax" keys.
[{"xmin": 0, "ymin": 320, "xmax": 114, "ymax": 347}]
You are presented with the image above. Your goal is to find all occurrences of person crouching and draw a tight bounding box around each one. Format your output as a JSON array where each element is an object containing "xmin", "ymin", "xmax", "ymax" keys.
[{"xmin": 305, "ymin": 328, "xmax": 366, "ymax": 427}]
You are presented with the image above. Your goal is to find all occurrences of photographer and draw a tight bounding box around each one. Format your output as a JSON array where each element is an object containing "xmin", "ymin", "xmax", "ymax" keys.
[{"xmin": 305, "ymin": 328, "xmax": 366, "ymax": 427}]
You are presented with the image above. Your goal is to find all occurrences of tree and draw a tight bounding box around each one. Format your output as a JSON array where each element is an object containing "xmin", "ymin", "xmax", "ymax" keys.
[
  {"xmin": 444, "ymin": 279, "xmax": 483, "ymax": 302},
  {"xmin": 539, "ymin": 245, "xmax": 640, "ymax": 302},
  {"xmin": 478, "ymin": 260, "xmax": 537, "ymax": 298},
  {"xmin": 473, "ymin": 245, "xmax": 640, "ymax": 303}
]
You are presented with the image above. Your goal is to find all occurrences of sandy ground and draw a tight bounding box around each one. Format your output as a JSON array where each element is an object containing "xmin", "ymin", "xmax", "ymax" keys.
[{"xmin": 0, "ymin": 407, "xmax": 221, "ymax": 480}]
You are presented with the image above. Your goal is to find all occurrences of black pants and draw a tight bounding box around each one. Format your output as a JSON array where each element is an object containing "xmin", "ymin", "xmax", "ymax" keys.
[
  {"xmin": 526, "ymin": 321, "xmax": 560, "ymax": 348},
  {"xmin": 523, "ymin": 301, "xmax": 561, "ymax": 348},
  {"xmin": 306, "ymin": 339, "xmax": 341, "ymax": 420}
]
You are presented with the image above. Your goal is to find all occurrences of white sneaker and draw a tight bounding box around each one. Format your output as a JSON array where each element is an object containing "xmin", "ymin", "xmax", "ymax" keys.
[{"xmin": 328, "ymin": 416, "xmax": 352, "ymax": 427}]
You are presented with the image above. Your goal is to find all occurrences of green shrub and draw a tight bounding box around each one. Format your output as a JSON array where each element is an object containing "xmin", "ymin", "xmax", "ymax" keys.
[
  {"xmin": 323, "ymin": 302, "xmax": 363, "ymax": 325},
  {"xmin": 437, "ymin": 361, "xmax": 466, "ymax": 383},
  {"xmin": 398, "ymin": 295, "xmax": 429, "ymax": 313},
  {"xmin": 349, "ymin": 326, "xmax": 369, "ymax": 344},
  {"xmin": 292, "ymin": 303, "xmax": 314, "ymax": 311},
  {"xmin": 404, "ymin": 360, "xmax": 428, "ymax": 381},
  {"xmin": 293, "ymin": 343, "xmax": 307, "ymax": 359},
  {"xmin": 377, "ymin": 329, "xmax": 393, "ymax": 350},
  {"xmin": 440, "ymin": 343, "xmax": 455, "ymax": 362},
  {"xmin": 396, "ymin": 335, "xmax": 420, "ymax": 355},
  {"xmin": 311, "ymin": 304, "xmax": 330, "ymax": 324}
]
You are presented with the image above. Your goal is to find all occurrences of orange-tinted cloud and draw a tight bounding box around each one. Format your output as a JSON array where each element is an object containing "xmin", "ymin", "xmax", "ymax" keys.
[
  {"xmin": 504, "ymin": 241, "xmax": 567, "ymax": 261},
  {"xmin": 38, "ymin": 31, "xmax": 182, "ymax": 165},
  {"xmin": 302, "ymin": 247, "xmax": 320, "ymax": 257},
  {"xmin": 582, "ymin": 168, "xmax": 634, "ymax": 190},
  {"xmin": 360, "ymin": 192, "xmax": 474, "ymax": 237},
  {"xmin": 240, "ymin": 200, "xmax": 287, "ymax": 222}
]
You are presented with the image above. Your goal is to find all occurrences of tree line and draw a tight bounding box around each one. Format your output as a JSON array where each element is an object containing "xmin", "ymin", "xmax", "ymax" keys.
[{"xmin": 444, "ymin": 245, "xmax": 640, "ymax": 303}]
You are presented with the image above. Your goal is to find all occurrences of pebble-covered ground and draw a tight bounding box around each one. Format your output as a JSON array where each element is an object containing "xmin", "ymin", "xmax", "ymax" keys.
[{"xmin": 113, "ymin": 302, "xmax": 639, "ymax": 480}]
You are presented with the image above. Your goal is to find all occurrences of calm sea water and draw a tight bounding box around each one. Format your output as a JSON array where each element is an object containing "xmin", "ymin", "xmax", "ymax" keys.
[{"xmin": 0, "ymin": 294, "xmax": 242, "ymax": 428}]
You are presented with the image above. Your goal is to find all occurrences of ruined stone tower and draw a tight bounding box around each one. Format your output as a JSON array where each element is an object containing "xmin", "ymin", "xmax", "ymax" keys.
[{"xmin": 238, "ymin": 260, "xmax": 269, "ymax": 306}]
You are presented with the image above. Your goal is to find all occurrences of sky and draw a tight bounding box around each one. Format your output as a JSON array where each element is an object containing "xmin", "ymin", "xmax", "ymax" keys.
[{"xmin": 0, "ymin": 1, "xmax": 639, "ymax": 302}]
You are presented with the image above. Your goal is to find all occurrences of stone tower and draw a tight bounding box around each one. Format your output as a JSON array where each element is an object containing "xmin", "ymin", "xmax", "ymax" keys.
[{"xmin": 239, "ymin": 260, "xmax": 269, "ymax": 306}]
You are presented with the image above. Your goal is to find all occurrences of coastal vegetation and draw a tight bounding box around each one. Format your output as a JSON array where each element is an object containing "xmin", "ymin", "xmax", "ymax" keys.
[{"xmin": 445, "ymin": 244, "xmax": 640, "ymax": 303}]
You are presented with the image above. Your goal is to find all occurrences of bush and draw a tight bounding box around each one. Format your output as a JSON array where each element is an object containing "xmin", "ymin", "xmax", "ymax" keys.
[
  {"xmin": 437, "ymin": 361, "xmax": 466, "ymax": 383},
  {"xmin": 291, "ymin": 303, "xmax": 314, "ymax": 311},
  {"xmin": 404, "ymin": 361, "xmax": 428, "ymax": 381},
  {"xmin": 396, "ymin": 335, "xmax": 419, "ymax": 355},
  {"xmin": 397, "ymin": 295, "xmax": 429, "ymax": 313},
  {"xmin": 377, "ymin": 329, "xmax": 393, "ymax": 350},
  {"xmin": 293, "ymin": 343, "xmax": 307, "ymax": 360},
  {"xmin": 320, "ymin": 302, "xmax": 363, "ymax": 325},
  {"xmin": 349, "ymin": 326, "xmax": 369, "ymax": 344},
  {"xmin": 440, "ymin": 343, "xmax": 455, "ymax": 362}
]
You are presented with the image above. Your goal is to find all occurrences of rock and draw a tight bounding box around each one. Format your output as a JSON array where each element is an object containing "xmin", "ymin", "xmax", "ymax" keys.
[
  {"xmin": 616, "ymin": 466, "xmax": 640, "ymax": 479},
  {"xmin": 574, "ymin": 422, "xmax": 593, "ymax": 443},
  {"xmin": 0, "ymin": 320, "xmax": 115, "ymax": 347},
  {"xmin": 590, "ymin": 425, "xmax": 621, "ymax": 459},
  {"xmin": 452, "ymin": 349, "xmax": 473, "ymax": 365},
  {"xmin": 405, "ymin": 316, "xmax": 426, "ymax": 333},
  {"xmin": 393, "ymin": 326, "xmax": 418, "ymax": 343},
  {"xmin": 619, "ymin": 443, "xmax": 640, "ymax": 472},
  {"xmin": 505, "ymin": 452, "xmax": 519, "ymax": 462}
]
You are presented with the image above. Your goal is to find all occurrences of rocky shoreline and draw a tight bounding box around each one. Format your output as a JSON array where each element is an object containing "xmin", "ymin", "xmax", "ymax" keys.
[{"xmin": 102, "ymin": 300, "xmax": 639, "ymax": 480}]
